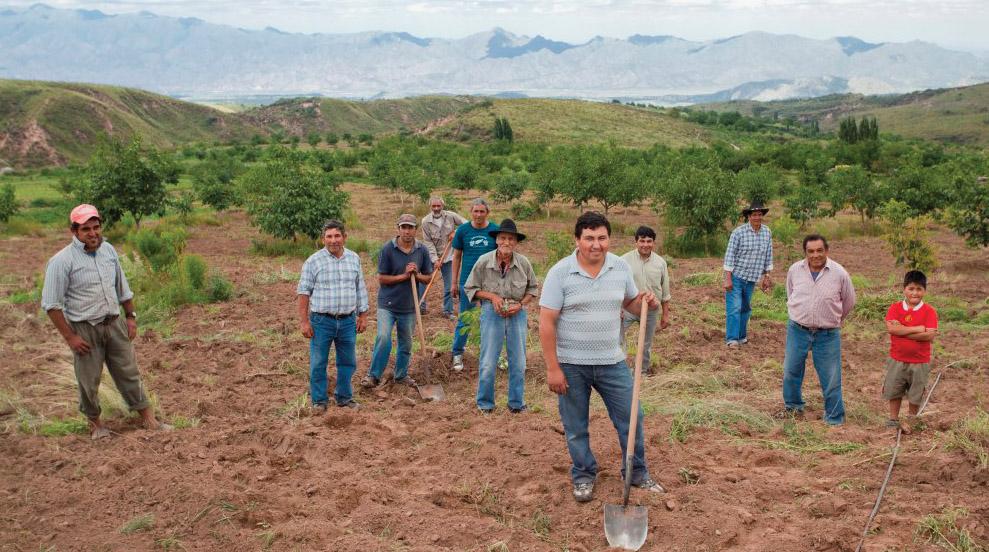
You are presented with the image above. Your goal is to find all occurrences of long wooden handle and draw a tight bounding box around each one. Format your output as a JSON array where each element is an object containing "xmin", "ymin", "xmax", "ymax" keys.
[
  {"xmin": 411, "ymin": 277, "xmax": 428, "ymax": 352},
  {"xmin": 622, "ymin": 299, "xmax": 650, "ymax": 507},
  {"xmin": 418, "ymin": 238, "xmax": 453, "ymax": 307}
]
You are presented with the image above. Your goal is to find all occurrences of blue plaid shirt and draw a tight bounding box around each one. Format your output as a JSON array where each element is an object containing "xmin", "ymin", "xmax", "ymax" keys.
[
  {"xmin": 297, "ymin": 248, "xmax": 369, "ymax": 315},
  {"xmin": 723, "ymin": 223, "xmax": 773, "ymax": 283}
]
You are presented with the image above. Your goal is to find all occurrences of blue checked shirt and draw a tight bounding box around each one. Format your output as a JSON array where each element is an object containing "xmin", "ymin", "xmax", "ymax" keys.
[
  {"xmin": 297, "ymin": 248, "xmax": 369, "ymax": 315},
  {"xmin": 723, "ymin": 222, "xmax": 773, "ymax": 283}
]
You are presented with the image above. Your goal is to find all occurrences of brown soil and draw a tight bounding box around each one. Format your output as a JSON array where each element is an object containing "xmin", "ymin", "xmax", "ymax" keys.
[{"xmin": 1, "ymin": 188, "xmax": 987, "ymax": 551}]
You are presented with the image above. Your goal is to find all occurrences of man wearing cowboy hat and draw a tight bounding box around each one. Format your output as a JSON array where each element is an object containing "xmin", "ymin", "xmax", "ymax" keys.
[
  {"xmin": 722, "ymin": 201, "xmax": 774, "ymax": 348},
  {"xmin": 41, "ymin": 204, "xmax": 171, "ymax": 440},
  {"xmin": 463, "ymin": 219, "xmax": 538, "ymax": 414}
]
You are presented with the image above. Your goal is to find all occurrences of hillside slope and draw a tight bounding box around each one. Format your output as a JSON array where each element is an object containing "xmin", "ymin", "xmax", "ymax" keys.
[
  {"xmin": 0, "ymin": 79, "xmax": 253, "ymax": 167},
  {"xmin": 703, "ymin": 82, "xmax": 989, "ymax": 145},
  {"xmin": 424, "ymin": 98, "xmax": 711, "ymax": 147}
]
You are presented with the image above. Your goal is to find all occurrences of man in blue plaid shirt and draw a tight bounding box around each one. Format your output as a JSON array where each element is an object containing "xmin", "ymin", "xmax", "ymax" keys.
[
  {"xmin": 723, "ymin": 201, "xmax": 773, "ymax": 348},
  {"xmin": 297, "ymin": 220, "xmax": 370, "ymax": 413}
]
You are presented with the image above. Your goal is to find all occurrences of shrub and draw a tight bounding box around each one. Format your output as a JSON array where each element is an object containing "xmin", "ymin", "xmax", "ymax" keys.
[
  {"xmin": 0, "ymin": 182, "xmax": 20, "ymax": 222},
  {"xmin": 544, "ymin": 231, "xmax": 573, "ymax": 266},
  {"xmin": 131, "ymin": 228, "xmax": 187, "ymax": 272},
  {"xmin": 879, "ymin": 199, "xmax": 938, "ymax": 274},
  {"xmin": 510, "ymin": 199, "xmax": 540, "ymax": 220}
]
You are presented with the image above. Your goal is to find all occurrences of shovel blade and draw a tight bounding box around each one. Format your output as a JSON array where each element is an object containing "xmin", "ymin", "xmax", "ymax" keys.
[
  {"xmin": 417, "ymin": 384, "xmax": 446, "ymax": 402},
  {"xmin": 603, "ymin": 504, "xmax": 648, "ymax": 550}
]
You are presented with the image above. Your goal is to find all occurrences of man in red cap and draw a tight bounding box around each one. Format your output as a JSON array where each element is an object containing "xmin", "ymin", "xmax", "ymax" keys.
[{"xmin": 41, "ymin": 204, "xmax": 170, "ymax": 440}]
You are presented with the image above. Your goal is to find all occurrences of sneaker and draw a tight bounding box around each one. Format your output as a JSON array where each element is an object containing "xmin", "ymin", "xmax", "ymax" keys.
[
  {"xmin": 633, "ymin": 478, "xmax": 666, "ymax": 494},
  {"xmin": 773, "ymin": 407, "xmax": 805, "ymax": 420},
  {"xmin": 478, "ymin": 408, "xmax": 494, "ymax": 416},
  {"xmin": 509, "ymin": 405, "xmax": 528, "ymax": 414},
  {"xmin": 394, "ymin": 376, "xmax": 417, "ymax": 387},
  {"xmin": 452, "ymin": 355, "xmax": 464, "ymax": 372},
  {"xmin": 337, "ymin": 400, "xmax": 361, "ymax": 410},
  {"xmin": 360, "ymin": 375, "xmax": 380, "ymax": 389},
  {"xmin": 573, "ymin": 481, "xmax": 595, "ymax": 503},
  {"xmin": 739, "ymin": 338, "xmax": 749, "ymax": 345},
  {"xmin": 311, "ymin": 404, "xmax": 328, "ymax": 416},
  {"xmin": 726, "ymin": 340, "xmax": 740, "ymax": 348}
]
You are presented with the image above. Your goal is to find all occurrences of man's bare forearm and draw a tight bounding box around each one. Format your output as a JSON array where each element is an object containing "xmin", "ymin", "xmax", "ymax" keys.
[{"xmin": 46, "ymin": 309, "xmax": 76, "ymax": 341}]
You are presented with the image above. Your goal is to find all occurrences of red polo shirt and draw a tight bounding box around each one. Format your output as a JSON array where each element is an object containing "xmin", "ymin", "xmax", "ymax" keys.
[{"xmin": 885, "ymin": 301, "xmax": 938, "ymax": 363}]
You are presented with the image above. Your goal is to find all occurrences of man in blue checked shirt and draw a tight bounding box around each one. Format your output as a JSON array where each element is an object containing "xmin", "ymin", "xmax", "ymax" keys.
[
  {"xmin": 723, "ymin": 201, "xmax": 774, "ymax": 348},
  {"xmin": 297, "ymin": 220, "xmax": 370, "ymax": 413}
]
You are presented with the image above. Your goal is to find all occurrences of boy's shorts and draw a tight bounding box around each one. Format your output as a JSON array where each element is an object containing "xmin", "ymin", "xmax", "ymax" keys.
[{"xmin": 882, "ymin": 359, "xmax": 931, "ymax": 405}]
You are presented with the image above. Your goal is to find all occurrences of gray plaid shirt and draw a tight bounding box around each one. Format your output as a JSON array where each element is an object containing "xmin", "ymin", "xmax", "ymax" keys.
[
  {"xmin": 41, "ymin": 236, "xmax": 134, "ymax": 324},
  {"xmin": 297, "ymin": 248, "xmax": 369, "ymax": 315}
]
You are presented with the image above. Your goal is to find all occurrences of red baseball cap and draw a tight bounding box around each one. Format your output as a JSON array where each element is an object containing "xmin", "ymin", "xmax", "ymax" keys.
[{"xmin": 69, "ymin": 204, "xmax": 101, "ymax": 225}]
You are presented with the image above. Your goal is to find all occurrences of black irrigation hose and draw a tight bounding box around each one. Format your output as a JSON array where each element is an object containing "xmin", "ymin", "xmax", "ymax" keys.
[{"xmin": 853, "ymin": 370, "xmax": 943, "ymax": 552}]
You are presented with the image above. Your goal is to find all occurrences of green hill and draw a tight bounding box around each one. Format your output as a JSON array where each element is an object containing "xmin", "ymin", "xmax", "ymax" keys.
[
  {"xmin": 424, "ymin": 98, "xmax": 711, "ymax": 147},
  {"xmin": 0, "ymin": 79, "xmax": 255, "ymax": 167},
  {"xmin": 702, "ymin": 82, "xmax": 989, "ymax": 145}
]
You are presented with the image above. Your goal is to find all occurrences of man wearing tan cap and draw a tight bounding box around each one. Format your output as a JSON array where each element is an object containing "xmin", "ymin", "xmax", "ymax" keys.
[
  {"xmin": 40, "ymin": 204, "xmax": 170, "ymax": 440},
  {"xmin": 361, "ymin": 214, "xmax": 433, "ymax": 388}
]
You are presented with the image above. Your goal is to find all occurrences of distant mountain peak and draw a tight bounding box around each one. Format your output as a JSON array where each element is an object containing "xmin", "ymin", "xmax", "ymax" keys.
[
  {"xmin": 371, "ymin": 32, "xmax": 430, "ymax": 47},
  {"xmin": 486, "ymin": 33, "xmax": 577, "ymax": 59},
  {"xmin": 628, "ymin": 34, "xmax": 678, "ymax": 46},
  {"xmin": 835, "ymin": 36, "xmax": 884, "ymax": 55}
]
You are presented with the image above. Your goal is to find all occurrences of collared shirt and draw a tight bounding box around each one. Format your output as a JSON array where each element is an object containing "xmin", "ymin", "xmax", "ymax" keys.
[
  {"xmin": 464, "ymin": 250, "xmax": 539, "ymax": 303},
  {"xmin": 785, "ymin": 258, "xmax": 856, "ymax": 329},
  {"xmin": 620, "ymin": 250, "xmax": 672, "ymax": 302},
  {"xmin": 421, "ymin": 210, "xmax": 466, "ymax": 264},
  {"xmin": 376, "ymin": 238, "xmax": 433, "ymax": 313},
  {"xmin": 723, "ymin": 222, "xmax": 773, "ymax": 283},
  {"xmin": 297, "ymin": 248, "xmax": 369, "ymax": 315},
  {"xmin": 41, "ymin": 236, "xmax": 134, "ymax": 324},
  {"xmin": 886, "ymin": 300, "xmax": 938, "ymax": 363},
  {"xmin": 540, "ymin": 252, "xmax": 638, "ymax": 365}
]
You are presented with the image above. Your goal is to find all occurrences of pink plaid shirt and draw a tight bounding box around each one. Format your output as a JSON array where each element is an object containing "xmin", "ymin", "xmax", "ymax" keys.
[{"xmin": 785, "ymin": 258, "xmax": 856, "ymax": 329}]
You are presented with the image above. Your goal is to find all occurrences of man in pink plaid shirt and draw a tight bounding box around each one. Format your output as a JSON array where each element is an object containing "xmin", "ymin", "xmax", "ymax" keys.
[{"xmin": 778, "ymin": 234, "xmax": 856, "ymax": 426}]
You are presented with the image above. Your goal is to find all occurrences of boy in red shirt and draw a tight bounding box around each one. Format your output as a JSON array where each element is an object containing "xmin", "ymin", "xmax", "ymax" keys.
[{"xmin": 883, "ymin": 270, "xmax": 938, "ymax": 431}]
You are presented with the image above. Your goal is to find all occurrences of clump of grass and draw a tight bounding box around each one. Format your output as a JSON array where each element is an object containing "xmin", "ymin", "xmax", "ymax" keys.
[
  {"xmin": 678, "ymin": 467, "xmax": 700, "ymax": 485},
  {"xmin": 682, "ymin": 272, "xmax": 718, "ymax": 287},
  {"xmin": 662, "ymin": 399, "xmax": 774, "ymax": 443},
  {"xmin": 529, "ymin": 509, "xmax": 552, "ymax": 539},
  {"xmin": 457, "ymin": 480, "xmax": 511, "ymax": 523},
  {"xmin": 36, "ymin": 417, "xmax": 89, "ymax": 437},
  {"xmin": 915, "ymin": 506, "xmax": 987, "ymax": 552},
  {"xmin": 755, "ymin": 421, "xmax": 864, "ymax": 455},
  {"xmin": 942, "ymin": 408, "xmax": 989, "ymax": 470},
  {"xmin": 257, "ymin": 530, "xmax": 278, "ymax": 550},
  {"xmin": 346, "ymin": 238, "xmax": 379, "ymax": 255},
  {"xmin": 751, "ymin": 284, "xmax": 788, "ymax": 322},
  {"xmin": 170, "ymin": 416, "xmax": 201, "ymax": 429},
  {"xmin": 249, "ymin": 238, "xmax": 317, "ymax": 259},
  {"xmin": 155, "ymin": 534, "xmax": 185, "ymax": 550},
  {"xmin": 851, "ymin": 290, "xmax": 902, "ymax": 321},
  {"xmin": 277, "ymin": 394, "xmax": 308, "ymax": 420},
  {"xmin": 120, "ymin": 513, "xmax": 155, "ymax": 535}
]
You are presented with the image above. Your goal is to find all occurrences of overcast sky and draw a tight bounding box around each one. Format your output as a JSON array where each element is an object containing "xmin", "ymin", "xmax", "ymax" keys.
[{"xmin": 7, "ymin": 0, "xmax": 988, "ymax": 52}]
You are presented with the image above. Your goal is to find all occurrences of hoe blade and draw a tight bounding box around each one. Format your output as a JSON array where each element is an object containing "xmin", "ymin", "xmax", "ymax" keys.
[
  {"xmin": 417, "ymin": 384, "xmax": 446, "ymax": 402},
  {"xmin": 603, "ymin": 503, "xmax": 648, "ymax": 550}
]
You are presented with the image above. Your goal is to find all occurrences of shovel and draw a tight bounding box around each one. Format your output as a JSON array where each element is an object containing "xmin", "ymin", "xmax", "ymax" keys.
[
  {"xmin": 418, "ymin": 238, "xmax": 453, "ymax": 308},
  {"xmin": 604, "ymin": 300, "xmax": 650, "ymax": 550},
  {"xmin": 410, "ymin": 277, "xmax": 446, "ymax": 401}
]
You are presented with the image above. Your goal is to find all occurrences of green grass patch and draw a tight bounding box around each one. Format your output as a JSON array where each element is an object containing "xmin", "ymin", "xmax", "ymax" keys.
[
  {"xmin": 252, "ymin": 265, "xmax": 300, "ymax": 286},
  {"xmin": 915, "ymin": 506, "xmax": 988, "ymax": 552},
  {"xmin": 249, "ymin": 238, "xmax": 318, "ymax": 259},
  {"xmin": 170, "ymin": 416, "xmax": 201, "ymax": 429},
  {"xmin": 682, "ymin": 272, "xmax": 718, "ymax": 287},
  {"xmin": 941, "ymin": 408, "xmax": 989, "ymax": 470},
  {"xmin": 753, "ymin": 421, "xmax": 864, "ymax": 455},
  {"xmin": 659, "ymin": 398, "xmax": 774, "ymax": 443},
  {"xmin": 120, "ymin": 513, "xmax": 155, "ymax": 535},
  {"xmin": 35, "ymin": 416, "xmax": 89, "ymax": 437},
  {"xmin": 851, "ymin": 289, "xmax": 902, "ymax": 321},
  {"xmin": 751, "ymin": 284, "xmax": 789, "ymax": 322}
]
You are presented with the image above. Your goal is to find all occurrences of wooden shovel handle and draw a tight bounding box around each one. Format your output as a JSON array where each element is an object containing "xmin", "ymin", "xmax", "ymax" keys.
[
  {"xmin": 418, "ymin": 238, "xmax": 453, "ymax": 307},
  {"xmin": 622, "ymin": 299, "xmax": 650, "ymax": 507}
]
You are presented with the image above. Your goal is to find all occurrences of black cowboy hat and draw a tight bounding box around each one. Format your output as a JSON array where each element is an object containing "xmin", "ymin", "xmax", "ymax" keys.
[
  {"xmin": 489, "ymin": 218, "xmax": 526, "ymax": 242},
  {"xmin": 742, "ymin": 201, "xmax": 769, "ymax": 216}
]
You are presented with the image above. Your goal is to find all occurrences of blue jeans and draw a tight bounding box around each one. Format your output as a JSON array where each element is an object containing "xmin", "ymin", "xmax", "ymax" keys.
[
  {"xmin": 782, "ymin": 320, "xmax": 845, "ymax": 425},
  {"xmin": 369, "ymin": 309, "xmax": 415, "ymax": 381},
  {"xmin": 725, "ymin": 274, "xmax": 756, "ymax": 343},
  {"xmin": 452, "ymin": 283, "xmax": 476, "ymax": 356},
  {"xmin": 558, "ymin": 361, "xmax": 650, "ymax": 485},
  {"xmin": 477, "ymin": 301, "xmax": 527, "ymax": 411},
  {"xmin": 422, "ymin": 262, "xmax": 454, "ymax": 315},
  {"xmin": 308, "ymin": 312, "xmax": 358, "ymax": 406}
]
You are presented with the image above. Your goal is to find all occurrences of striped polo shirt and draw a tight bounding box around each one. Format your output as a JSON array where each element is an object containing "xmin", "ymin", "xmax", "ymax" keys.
[
  {"xmin": 540, "ymin": 251, "xmax": 638, "ymax": 365},
  {"xmin": 41, "ymin": 236, "xmax": 134, "ymax": 324}
]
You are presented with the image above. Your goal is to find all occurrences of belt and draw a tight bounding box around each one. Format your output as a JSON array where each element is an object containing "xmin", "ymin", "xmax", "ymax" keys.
[
  {"xmin": 94, "ymin": 314, "xmax": 119, "ymax": 326},
  {"xmin": 792, "ymin": 321, "xmax": 836, "ymax": 332},
  {"xmin": 314, "ymin": 311, "xmax": 355, "ymax": 319}
]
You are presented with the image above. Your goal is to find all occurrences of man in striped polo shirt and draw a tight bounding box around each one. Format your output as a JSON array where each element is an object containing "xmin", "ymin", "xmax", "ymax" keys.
[
  {"xmin": 41, "ymin": 204, "xmax": 170, "ymax": 440},
  {"xmin": 779, "ymin": 234, "xmax": 856, "ymax": 426},
  {"xmin": 539, "ymin": 211, "xmax": 666, "ymax": 503}
]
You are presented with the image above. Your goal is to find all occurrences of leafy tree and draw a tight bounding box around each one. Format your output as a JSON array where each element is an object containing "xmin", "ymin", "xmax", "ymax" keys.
[
  {"xmin": 237, "ymin": 149, "xmax": 349, "ymax": 240},
  {"xmin": 879, "ymin": 199, "xmax": 938, "ymax": 273},
  {"xmin": 191, "ymin": 152, "xmax": 244, "ymax": 212},
  {"xmin": 888, "ymin": 163, "xmax": 949, "ymax": 216},
  {"xmin": 945, "ymin": 176, "xmax": 989, "ymax": 248},
  {"xmin": 736, "ymin": 164, "xmax": 780, "ymax": 205},
  {"xmin": 493, "ymin": 117, "xmax": 514, "ymax": 142},
  {"xmin": 0, "ymin": 182, "xmax": 19, "ymax": 223},
  {"xmin": 661, "ymin": 164, "xmax": 738, "ymax": 242},
  {"xmin": 825, "ymin": 165, "xmax": 886, "ymax": 220},
  {"xmin": 358, "ymin": 133, "xmax": 374, "ymax": 145},
  {"xmin": 171, "ymin": 191, "xmax": 195, "ymax": 222},
  {"xmin": 783, "ymin": 184, "xmax": 822, "ymax": 228},
  {"xmin": 492, "ymin": 168, "xmax": 531, "ymax": 203},
  {"xmin": 306, "ymin": 132, "xmax": 322, "ymax": 147},
  {"xmin": 838, "ymin": 117, "xmax": 859, "ymax": 144},
  {"xmin": 76, "ymin": 136, "xmax": 178, "ymax": 229},
  {"xmin": 326, "ymin": 133, "xmax": 339, "ymax": 145}
]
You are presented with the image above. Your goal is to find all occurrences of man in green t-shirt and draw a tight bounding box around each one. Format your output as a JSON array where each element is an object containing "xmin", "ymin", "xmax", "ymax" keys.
[{"xmin": 450, "ymin": 198, "xmax": 499, "ymax": 372}]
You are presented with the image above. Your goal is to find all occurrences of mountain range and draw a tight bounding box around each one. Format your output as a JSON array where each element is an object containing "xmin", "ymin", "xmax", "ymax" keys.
[{"xmin": 1, "ymin": 4, "xmax": 987, "ymax": 102}]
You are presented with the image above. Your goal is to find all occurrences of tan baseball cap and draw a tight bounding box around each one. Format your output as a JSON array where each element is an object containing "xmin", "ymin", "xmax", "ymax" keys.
[{"xmin": 397, "ymin": 213, "xmax": 417, "ymax": 227}]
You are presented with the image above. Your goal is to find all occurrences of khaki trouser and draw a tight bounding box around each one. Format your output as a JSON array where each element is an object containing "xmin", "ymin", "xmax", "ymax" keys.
[{"xmin": 69, "ymin": 317, "xmax": 149, "ymax": 418}]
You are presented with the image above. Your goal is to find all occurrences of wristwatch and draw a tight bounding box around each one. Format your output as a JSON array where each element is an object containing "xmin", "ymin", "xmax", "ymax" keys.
[{"xmin": 125, "ymin": 312, "xmax": 137, "ymax": 321}]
